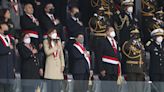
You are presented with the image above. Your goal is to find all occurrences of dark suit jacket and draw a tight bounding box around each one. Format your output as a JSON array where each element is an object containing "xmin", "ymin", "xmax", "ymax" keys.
[
  {"xmin": 66, "ymin": 15, "xmax": 85, "ymax": 37},
  {"xmin": 39, "ymin": 13, "xmax": 66, "ymax": 41},
  {"xmin": 20, "ymin": 14, "xmax": 43, "ymax": 43},
  {"xmin": 69, "ymin": 44, "xmax": 90, "ymax": 74},
  {"xmin": 98, "ymin": 37, "xmax": 121, "ymax": 77},
  {"xmin": 0, "ymin": 38, "xmax": 15, "ymax": 79},
  {"xmin": 17, "ymin": 43, "xmax": 42, "ymax": 79}
]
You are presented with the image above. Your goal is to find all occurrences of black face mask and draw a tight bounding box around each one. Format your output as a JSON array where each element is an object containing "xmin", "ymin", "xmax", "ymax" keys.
[
  {"xmin": 131, "ymin": 34, "xmax": 140, "ymax": 39},
  {"xmin": 4, "ymin": 30, "xmax": 10, "ymax": 35},
  {"xmin": 49, "ymin": 8, "xmax": 55, "ymax": 14},
  {"xmin": 74, "ymin": 12, "xmax": 80, "ymax": 18}
]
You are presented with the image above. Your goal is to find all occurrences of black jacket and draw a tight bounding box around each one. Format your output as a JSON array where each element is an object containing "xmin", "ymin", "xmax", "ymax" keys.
[
  {"xmin": 0, "ymin": 36, "xmax": 15, "ymax": 79},
  {"xmin": 20, "ymin": 14, "xmax": 43, "ymax": 43},
  {"xmin": 69, "ymin": 44, "xmax": 90, "ymax": 74},
  {"xmin": 98, "ymin": 37, "xmax": 121, "ymax": 75},
  {"xmin": 146, "ymin": 41, "xmax": 164, "ymax": 74},
  {"xmin": 17, "ymin": 43, "xmax": 42, "ymax": 79},
  {"xmin": 39, "ymin": 13, "xmax": 65, "ymax": 41},
  {"xmin": 66, "ymin": 15, "xmax": 85, "ymax": 37}
]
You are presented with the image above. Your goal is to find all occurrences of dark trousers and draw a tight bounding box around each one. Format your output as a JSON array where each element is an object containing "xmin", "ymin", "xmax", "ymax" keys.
[
  {"xmin": 0, "ymin": 83, "xmax": 13, "ymax": 92},
  {"xmin": 46, "ymin": 80, "xmax": 61, "ymax": 92},
  {"xmin": 126, "ymin": 73, "xmax": 145, "ymax": 92},
  {"xmin": 99, "ymin": 74, "xmax": 119, "ymax": 92},
  {"xmin": 150, "ymin": 74, "xmax": 164, "ymax": 92},
  {"xmin": 73, "ymin": 74, "xmax": 89, "ymax": 92}
]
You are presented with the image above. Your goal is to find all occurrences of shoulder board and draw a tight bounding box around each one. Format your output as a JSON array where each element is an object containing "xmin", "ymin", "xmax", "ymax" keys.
[{"xmin": 146, "ymin": 41, "xmax": 151, "ymax": 46}]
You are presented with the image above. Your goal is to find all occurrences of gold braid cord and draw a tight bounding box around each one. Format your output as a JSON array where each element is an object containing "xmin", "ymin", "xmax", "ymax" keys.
[
  {"xmin": 141, "ymin": 0, "xmax": 155, "ymax": 14},
  {"xmin": 91, "ymin": 0, "xmax": 99, "ymax": 7},
  {"xmin": 114, "ymin": 15, "xmax": 129, "ymax": 31},
  {"xmin": 122, "ymin": 41, "xmax": 141, "ymax": 59},
  {"xmin": 88, "ymin": 17, "xmax": 106, "ymax": 33}
]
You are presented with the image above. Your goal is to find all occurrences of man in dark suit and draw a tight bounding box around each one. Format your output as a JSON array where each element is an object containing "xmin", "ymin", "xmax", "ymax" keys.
[
  {"xmin": 39, "ymin": 3, "xmax": 65, "ymax": 42},
  {"xmin": 0, "ymin": 22, "xmax": 16, "ymax": 92},
  {"xmin": 20, "ymin": 3, "xmax": 43, "ymax": 50},
  {"xmin": 70, "ymin": 32, "xmax": 91, "ymax": 92},
  {"xmin": 66, "ymin": 5, "xmax": 85, "ymax": 39},
  {"xmin": 98, "ymin": 26, "xmax": 121, "ymax": 92}
]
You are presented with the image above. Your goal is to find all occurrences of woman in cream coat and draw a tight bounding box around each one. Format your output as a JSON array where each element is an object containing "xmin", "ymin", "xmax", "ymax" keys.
[{"xmin": 43, "ymin": 28, "xmax": 65, "ymax": 80}]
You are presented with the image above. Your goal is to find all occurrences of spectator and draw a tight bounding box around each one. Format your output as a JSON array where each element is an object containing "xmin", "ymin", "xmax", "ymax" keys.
[
  {"xmin": 0, "ymin": 22, "xmax": 15, "ymax": 92},
  {"xmin": 17, "ymin": 33, "xmax": 43, "ymax": 79},
  {"xmin": 20, "ymin": 3, "xmax": 43, "ymax": 50},
  {"xmin": 17, "ymin": 32, "xmax": 43, "ymax": 92},
  {"xmin": 0, "ymin": 8, "xmax": 15, "ymax": 36},
  {"xmin": 43, "ymin": 28, "xmax": 65, "ymax": 92},
  {"xmin": 69, "ymin": 32, "xmax": 91, "ymax": 92},
  {"xmin": 1, "ymin": 0, "xmax": 23, "ymax": 38},
  {"xmin": 39, "ymin": 3, "xmax": 66, "ymax": 43},
  {"xmin": 98, "ymin": 26, "xmax": 121, "ymax": 92}
]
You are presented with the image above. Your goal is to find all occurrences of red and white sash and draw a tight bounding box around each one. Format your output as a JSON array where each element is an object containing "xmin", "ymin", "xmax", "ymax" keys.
[
  {"xmin": 102, "ymin": 56, "xmax": 119, "ymax": 64},
  {"xmin": 102, "ymin": 55, "xmax": 121, "ymax": 77},
  {"xmin": 23, "ymin": 30, "xmax": 39, "ymax": 38},
  {"xmin": 73, "ymin": 42, "xmax": 91, "ymax": 69},
  {"xmin": 50, "ymin": 40, "xmax": 60, "ymax": 58},
  {"xmin": 10, "ymin": 0, "xmax": 19, "ymax": 14},
  {"xmin": 0, "ymin": 34, "xmax": 11, "ymax": 47}
]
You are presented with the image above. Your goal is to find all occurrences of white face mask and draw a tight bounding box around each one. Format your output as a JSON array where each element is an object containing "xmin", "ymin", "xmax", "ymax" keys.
[
  {"xmin": 24, "ymin": 38, "xmax": 31, "ymax": 44},
  {"xmin": 156, "ymin": 36, "xmax": 163, "ymax": 43},
  {"xmin": 127, "ymin": 7, "xmax": 133, "ymax": 13},
  {"xmin": 110, "ymin": 31, "xmax": 116, "ymax": 38},
  {"xmin": 51, "ymin": 33, "xmax": 57, "ymax": 39}
]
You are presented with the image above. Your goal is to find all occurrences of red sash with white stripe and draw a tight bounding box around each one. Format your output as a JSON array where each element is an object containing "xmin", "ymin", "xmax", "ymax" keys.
[
  {"xmin": 10, "ymin": 0, "xmax": 19, "ymax": 14},
  {"xmin": 73, "ymin": 42, "xmax": 91, "ymax": 69},
  {"xmin": 23, "ymin": 30, "xmax": 39, "ymax": 38},
  {"xmin": 50, "ymin": 40, "xmax": 60, "ymax": 58},
  {"xmin": 102, "ymin": 55, "xmax": 121, "ymax": 77},
  {"xmin": 0, "ymin": 34, "xmax": 11, "ymax": 47}
]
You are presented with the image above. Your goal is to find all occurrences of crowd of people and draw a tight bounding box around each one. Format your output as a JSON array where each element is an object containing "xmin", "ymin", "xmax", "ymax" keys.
[{"xmin": 0, "ymin": 0, "xmax": 163, "ymax": 92}]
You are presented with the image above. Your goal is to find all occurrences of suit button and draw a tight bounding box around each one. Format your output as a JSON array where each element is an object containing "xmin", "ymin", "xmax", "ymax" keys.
[
  {"xmin": 160, "ymin": 59, "xmax": 162, "ymax": 61},
  {"xmin": 34, "ymin": 60, "xmax": 36, "ymax": 62},
  {"xmin": 160, "ymin": 63, "xmax": 162, "ymax": 66},
  {"xmin": 159, "ymin": 54, "xmax": 161, "ymax": 56},
  {"xmin": 8, "ymin": 52, "xmax": 11, "ymax": 55}
]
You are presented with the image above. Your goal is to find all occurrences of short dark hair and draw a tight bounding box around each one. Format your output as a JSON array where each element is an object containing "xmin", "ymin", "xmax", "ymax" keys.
[
  {"xmin": 75, "ymin": 32, "xmax": 84, "ymax": 38},
  {"xmin": 105, "ymin": 25, "xmax": 114, "ymax": 32}
]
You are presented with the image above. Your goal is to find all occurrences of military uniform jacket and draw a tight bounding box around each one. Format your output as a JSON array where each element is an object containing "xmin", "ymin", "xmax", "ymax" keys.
[
  {"xmin": 146, "ymin": 41, "xmax": 164, "ymax": 74},
  {"xmin": 122, "ymin": 40, "xmax": 146, "ymax": 74}
]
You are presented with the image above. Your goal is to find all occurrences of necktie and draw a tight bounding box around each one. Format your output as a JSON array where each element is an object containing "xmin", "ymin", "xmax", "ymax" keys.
[
  {"xmin": 50, "ymin": 15, "xmax": 55, "ymax": 21},
  {"xmin": 112, "ymin": 39, "xmax": 117, "ymax": 54},
  {"xmin": 30, "ymin": 15, "xmax": 37, "ymax": 23}
]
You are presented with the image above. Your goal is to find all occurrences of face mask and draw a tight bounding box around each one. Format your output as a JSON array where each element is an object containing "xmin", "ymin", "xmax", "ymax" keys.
[
  {"xmin": 110, "ymin": 31, "xmax": 116, "ymax": 38},
  {"xmin": 49, "ymin": 8, "xmax": 55, "ymax": 14},
  {"xmin": 127, "ymin": 7, "xmax": 133, "ymax": 13},
  {"xmin": 74, "ymin": 12, "xmax": 80, "ymax": 18},
  {"xmin": 51, "ymin": 33, "xmax": 57, "ymax": 39},
  {"xmin": 24, "ymin": 38, "xmax": 31, "ymax": 44},
  {"xmin": 4, "ymin": 30, "xmax": 10, "ymax": 35},
  {"xmin": 156, "ymin": 36, "xmax": 163, "ymax": 43},
  {"xmin": 78, "ymin": 38, "xmax": 84, "ymax": 44}
]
